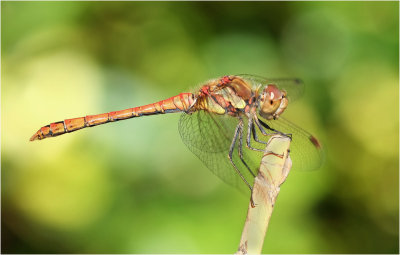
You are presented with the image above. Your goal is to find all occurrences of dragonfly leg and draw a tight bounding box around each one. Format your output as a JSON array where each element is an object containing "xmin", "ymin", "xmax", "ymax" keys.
[
  {"xmin": 238, "ymin": 122, "xmax": 257, "ymax": 177},
  {"xmin": 251, "ymin": 121, "xmax": 267, "ymax": 144},
  {"xmin": 254, "ymin": 116, "xmax": 271, "ymax": 135},
  {"xmin": 246, "ymin": 119, "xmax": 267, "ymax": 152},
  {"xmin": 228, "ymin": 120, "xmax": 255, "ymax": 207},
  {"xmin": 255, "ymin": 116, "xmax": 292, "ymax": 140}
]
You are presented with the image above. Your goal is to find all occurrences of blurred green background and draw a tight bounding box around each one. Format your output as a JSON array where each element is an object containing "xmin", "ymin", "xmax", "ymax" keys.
[{"xmin": 2, "ymin": 1, "xmax": 398, "ymax": 253}]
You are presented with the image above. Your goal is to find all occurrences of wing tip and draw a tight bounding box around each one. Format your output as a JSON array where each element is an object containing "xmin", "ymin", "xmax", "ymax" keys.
[{"xmin": 309, "ymin": 135, "xmax": 322, "ymax": 150}]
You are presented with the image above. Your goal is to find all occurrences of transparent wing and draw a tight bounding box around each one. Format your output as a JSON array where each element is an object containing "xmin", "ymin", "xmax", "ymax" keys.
[
  {"xmin": 263, "ymin": 116, "xmax": 324, "ymax": 171},
  {"xmin": 178, "ymin": 111, "xmax": 262, "ymax": 194},
  {"xmin": 178, "ymin": 110, "xmax": 324, "ymax": 195},
  {"xmin": 238, "ymin": 74, "xmax": 304, "ymax": 102}
]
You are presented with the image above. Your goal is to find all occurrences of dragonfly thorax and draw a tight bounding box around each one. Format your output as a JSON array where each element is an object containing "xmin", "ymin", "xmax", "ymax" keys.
[{"xmin": 258, "ymin": 84, "xmax": 288, "ymax": 120}]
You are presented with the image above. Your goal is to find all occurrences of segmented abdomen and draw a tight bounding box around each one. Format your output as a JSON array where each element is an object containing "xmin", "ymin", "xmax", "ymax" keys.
[{"xmin": 30, "ymin": 93, "xmax": 194, "ymax": 141}]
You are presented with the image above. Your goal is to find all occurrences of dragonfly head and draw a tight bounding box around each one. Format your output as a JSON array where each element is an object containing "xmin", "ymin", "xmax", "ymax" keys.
[{"xmin": 259, "ymin": 84, "xmax": 288, "ymax": 120}]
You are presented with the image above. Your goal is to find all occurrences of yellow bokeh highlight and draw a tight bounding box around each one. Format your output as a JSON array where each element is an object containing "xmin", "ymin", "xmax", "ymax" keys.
[
  {"xmin": 3, "ymin": 49, "xmax": 104, "ymax": 159},
  {"xmin": 10, "ymin": 152, "xmax": 112, "ymax": 231}
]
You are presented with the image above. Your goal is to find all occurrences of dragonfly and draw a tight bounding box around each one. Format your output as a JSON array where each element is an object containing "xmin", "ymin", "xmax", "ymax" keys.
[{"xmin": 30, "ymin": 74, "xmax": 323, "ymax": 206}]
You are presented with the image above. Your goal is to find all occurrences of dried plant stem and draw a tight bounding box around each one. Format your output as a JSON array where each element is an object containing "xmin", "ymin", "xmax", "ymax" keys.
[{"xmin": 236, "ymin": 135, "xmax": 292, "ymax": 255}]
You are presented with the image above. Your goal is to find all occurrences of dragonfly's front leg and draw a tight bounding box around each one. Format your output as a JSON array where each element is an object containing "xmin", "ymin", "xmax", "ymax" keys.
[
  {"xmin": 252, "ymin": 122, "xmax": 268, "ymax": 145},
  {"xmin": 254, "ymin": 116, "xmax": 271, "ymax": 135},
  {"xmin": 238, "ymin": 121, "xmax": 256, "ymax": 178},
  {"xmin": 254, "ymin": 116, "xmax": 292, "ymax": 140},
  {"xmin": 246, "ymin": 118, "xmax": 267, "ymax": 151},
  {"xmin": 228, "ymin": 120, "xmax": 256, "ymax": 207}
]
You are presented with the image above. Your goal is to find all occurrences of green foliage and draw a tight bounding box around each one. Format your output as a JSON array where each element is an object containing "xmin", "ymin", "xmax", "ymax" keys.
[{"xmin": 2, "ymin": 1, "xmax": 398, "ymax": 253}]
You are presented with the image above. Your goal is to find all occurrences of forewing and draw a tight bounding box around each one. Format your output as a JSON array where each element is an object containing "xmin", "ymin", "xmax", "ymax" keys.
[
  {"xmin": 178, "ymin": 109, "xmax": 323, "ymax": 195},
  {"xmin": 263, "ymin": 116, "xmax": 324, "ymax": 171},
  {"xmin": 179, "ymin": 111, "xmax": 262, "ymax": 194},
  {"xmin": 238, "ymin": 74, "xmax": 304, "ymax": 102}
]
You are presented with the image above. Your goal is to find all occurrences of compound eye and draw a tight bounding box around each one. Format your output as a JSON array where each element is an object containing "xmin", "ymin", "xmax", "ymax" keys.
[
  {"xmin": 260, "ymin": 84, "xmax": 284, "ymax": 116},
  {"xmin": 259, "ymin": 84, "xmax": 288, "ymax": 120},
  {"xmin": 262, "ymin": 100, "xmax": 280, "ymax": 114},
  {"xmin": 265, "ymin": 84, "xmax": 283, "ymax": 100}
]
